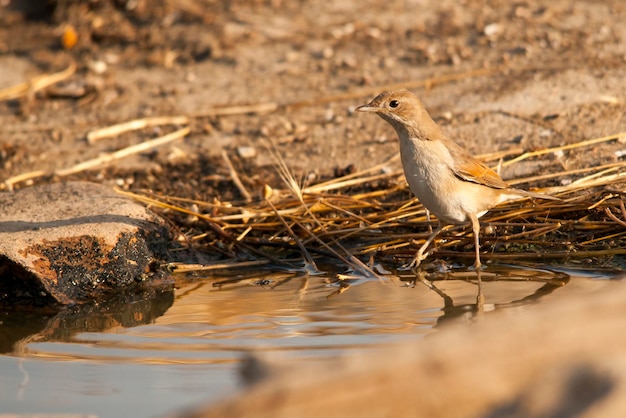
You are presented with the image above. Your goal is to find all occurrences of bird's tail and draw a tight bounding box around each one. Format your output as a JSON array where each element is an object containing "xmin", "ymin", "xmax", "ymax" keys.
[{"xmin": 508, "ymin": 188, "xmax": 561, "ymax": 201}]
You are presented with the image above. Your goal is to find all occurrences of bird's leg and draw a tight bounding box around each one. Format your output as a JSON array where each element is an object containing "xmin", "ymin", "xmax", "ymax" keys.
[
  {"xmin": 404, "ymin": 222, "xmax": 446, "ymax": 269},
  {"xmin": 425, "ymin": 208, "xmax": 433, "ymax": 234},
  {"xmin": 475, "ymin": 267, "xmax": 485, "ymax": 311},
  {"xmin": 467, "ymin": 214, "xmax": 485, "ymax": 307},
  {"xmin": 468, "ymin": 214, "xmax": 485, "ymax": 307},
  {"xmin": 469, "ymin": 213, "xmax": 482, "ymax": 270}
]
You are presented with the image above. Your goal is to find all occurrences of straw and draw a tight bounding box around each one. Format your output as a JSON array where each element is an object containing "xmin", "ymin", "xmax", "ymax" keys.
[{"xmin": 123, "ymin": 131, "xmax": 626, "ymax": 274}]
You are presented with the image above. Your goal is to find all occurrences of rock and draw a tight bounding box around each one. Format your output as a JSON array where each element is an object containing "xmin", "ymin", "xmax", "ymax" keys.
[
  {"xmin": 171, "ymin": 282, "xmax": 626, "ymax": 418},
  {"xmin": 237, "ymin": 146, "xmax": 257, "ymax": 159},
  {"xmin": 0, "ymin": 182, "xmax": 172, "ymax": 307}
]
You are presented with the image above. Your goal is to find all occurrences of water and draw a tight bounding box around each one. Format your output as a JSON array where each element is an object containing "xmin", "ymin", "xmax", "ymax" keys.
[{"xmin": 0, "ymin": 264, "xmax": 619, "ymax": 417}]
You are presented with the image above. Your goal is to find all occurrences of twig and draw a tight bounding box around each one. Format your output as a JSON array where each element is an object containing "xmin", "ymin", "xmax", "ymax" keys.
[
  {"xmin": 191, "ymin": 102, "xmax": 278, "ymax": 117},
  {"xmin": 284, "ymin": 66, "xmax": 506, "ymax": 110},
  {"xmin": 605, "ymin": 199, "xmax": 626, "ymax": 229},
  {"xmin": 55, "ymin": 127, "xmax": 190, "ymax": 176},
  {"xmin": 264, "ymin": 186, "xmax": 318, "ymax": 271},
  {"xmin": 0, "ymin": 61, "xmax": 77, "ymax": 101},
  {"xmin": 221, "ymin": 150, "xmax": 253, "ymax": 203},
  {"xmin": 167, "ymin": 260, "xmax": 270, "ymax": 273},
  {"xmin": 2, "ymin": 127, "xmax": 189, "ymax": 189},
  {"xmin": 187, "ymin": 66, "xmax": 505, "ymax": 117},
  {"xmin": 87, "ymin": 116, "xmax": 190, "ymax": 143},
  {"xmin": 501, "ymin": 132, "xmax": 625, "ymax": 167}
]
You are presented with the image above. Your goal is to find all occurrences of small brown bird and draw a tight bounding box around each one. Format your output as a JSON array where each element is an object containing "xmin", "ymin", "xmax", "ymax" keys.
[{"xmin": 356, "ymin": 90, "xmax": 557, "ymax": 270}]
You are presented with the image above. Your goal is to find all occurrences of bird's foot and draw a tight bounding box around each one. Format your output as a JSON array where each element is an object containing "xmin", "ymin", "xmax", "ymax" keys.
[
  {"xmin": 398, "ymin": 252, "xmax": 428, "ymax": 271},
  {"xmin": 471, "ymin": 258, "xmax": 483, "ymax": 271},
  {"xmin": 398, "ymin": 259, "xmax": 419, "ymax": 271}
]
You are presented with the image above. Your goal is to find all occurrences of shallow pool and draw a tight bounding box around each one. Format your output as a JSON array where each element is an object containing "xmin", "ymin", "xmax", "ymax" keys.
[{"xmin": 0, "ymin": 263, "xmax": 617, "ymax": 417}]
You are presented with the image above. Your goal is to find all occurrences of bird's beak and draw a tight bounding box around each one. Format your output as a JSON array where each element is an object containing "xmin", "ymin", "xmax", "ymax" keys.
[{"xmin": 355, "ymin": 103, "xmax": 378, "ymax": 113}]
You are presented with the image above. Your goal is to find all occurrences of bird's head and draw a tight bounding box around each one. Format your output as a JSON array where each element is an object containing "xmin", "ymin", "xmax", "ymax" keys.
[{"xmin": 356, "ymin": 90, "xmax": 441, "ymax": 140}]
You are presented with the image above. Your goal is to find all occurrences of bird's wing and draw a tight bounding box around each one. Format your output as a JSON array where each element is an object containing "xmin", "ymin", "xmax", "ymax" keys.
[{"xmin": 448, "ymin": 142, "xmax": 509, "ymax": 190}]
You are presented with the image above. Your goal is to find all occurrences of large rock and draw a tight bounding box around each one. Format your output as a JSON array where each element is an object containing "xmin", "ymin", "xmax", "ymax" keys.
[{"xmin": 0, "ymin": 182, "xmax": 172, "ymax": 307}]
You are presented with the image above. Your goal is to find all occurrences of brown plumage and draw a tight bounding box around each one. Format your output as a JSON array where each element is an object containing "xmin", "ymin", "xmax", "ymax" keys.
[{"xmin": 356, "ymin": 89, "xmax": 558, "ymax": 269}]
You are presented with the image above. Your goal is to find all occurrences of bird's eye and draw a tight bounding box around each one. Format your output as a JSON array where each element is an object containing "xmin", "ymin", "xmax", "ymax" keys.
[{"xmin": 389, "ymin": 100, "xmax": 399, "ymax": 108}]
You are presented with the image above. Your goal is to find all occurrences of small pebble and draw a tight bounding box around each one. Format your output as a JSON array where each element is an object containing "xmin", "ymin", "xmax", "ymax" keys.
[
  {"xmin": 237, "ymin": 146, "xmax": 257, "ymax": 159},
  {"xmin": 484, "ymin": 23, "xmax": 502, "ymax": 37}
]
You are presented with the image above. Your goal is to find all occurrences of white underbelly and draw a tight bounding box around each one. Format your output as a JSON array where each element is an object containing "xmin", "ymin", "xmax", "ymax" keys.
[
  {"xmin": 401, "ymin": 148, "xmax": 485, "ymax": 224},
  {"xmin": 407, "ymin": 175, "xmax": 473, "ymax": 224}
]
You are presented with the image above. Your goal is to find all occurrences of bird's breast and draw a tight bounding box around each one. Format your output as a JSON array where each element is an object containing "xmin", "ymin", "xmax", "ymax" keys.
[
  {"xmin": 399, "ymin": 136, "xmax": 453, "ymax": 186},
  {"xmin": 398, "ymin": 136, "xmax": 498, "ymax": 224}
]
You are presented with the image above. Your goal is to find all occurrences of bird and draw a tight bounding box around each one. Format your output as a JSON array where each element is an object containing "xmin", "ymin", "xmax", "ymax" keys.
[{"xmin": 356, "ymin": 89, "xmax": 558, "ymax": 270}]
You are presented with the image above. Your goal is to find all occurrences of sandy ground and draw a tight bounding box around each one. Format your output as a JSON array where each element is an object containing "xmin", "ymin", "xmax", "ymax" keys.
[
  {"xmin": 1, "ymin": 0, "xmax": 625, "ymax": 199},
  {"xmin": 2, "ymin": 3, "xmax": 626, "ymax": 416}
]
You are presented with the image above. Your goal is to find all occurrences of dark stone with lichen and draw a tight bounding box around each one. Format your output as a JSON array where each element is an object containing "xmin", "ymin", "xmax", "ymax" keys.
[{"xmin": 0, "ymin": 182, "xmax": 173, "ymax": 308}]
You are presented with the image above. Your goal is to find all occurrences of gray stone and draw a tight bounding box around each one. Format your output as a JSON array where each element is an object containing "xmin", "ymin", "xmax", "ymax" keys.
[{"xmin": 0, "ymin": 182, "xmax": 171, "ymax": 307}]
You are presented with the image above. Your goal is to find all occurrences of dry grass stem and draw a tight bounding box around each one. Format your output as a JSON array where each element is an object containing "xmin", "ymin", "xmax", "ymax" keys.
[
  {"xmin": 2, "ymin": 170, "xmax": 47, "ymax": 191},
  {"xmin": 265, "ymin": 194, "xmax": 318, "ymax": 272},
  {"xmin": 185, "ymin": 65, "xmax": 504, "ymax": 119},
  {"xmin": 167, "ymin": 260, "xmax": 270, "ymax": 273},
  {"xmin": 132, "ymin": 131, "xmax": 626, "ymax": 274},
  {"xmin": 500, "ymin": 132, "xmax": 625, "ymax": 168},
  {"xmin": 184, "ymin": 64, "xmax": 578, "ymax": 118},
  {"xmin": 191, "ymin": 102, "xmax": 279, "ymax": 117},
  {"xmin": 56, "ymin": 127, "xmax": 190, "ymax": 176},
  {"xmin": 284, "ymin": 66, "xmax": 505, "ymax": 110},
  {"xmin": 86, "ymin": 116, "xmax": 190, "ymax": 143},
  {"xmin": 2, "ymin": 127, "xmax": 190, "ymax": 190},
  {"xmin": 0, "ymin": 61, "xmax": 77, "ymax": 101},
  {"xmin": 221, "ymin": 150, "xmax": 253, "ymax": 203}
]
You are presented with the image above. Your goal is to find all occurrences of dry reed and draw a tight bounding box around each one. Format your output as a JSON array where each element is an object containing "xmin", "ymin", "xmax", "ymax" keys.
[{"xmin": 119, "ymin": 132, "xmax": 626, "ymax": 274}]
